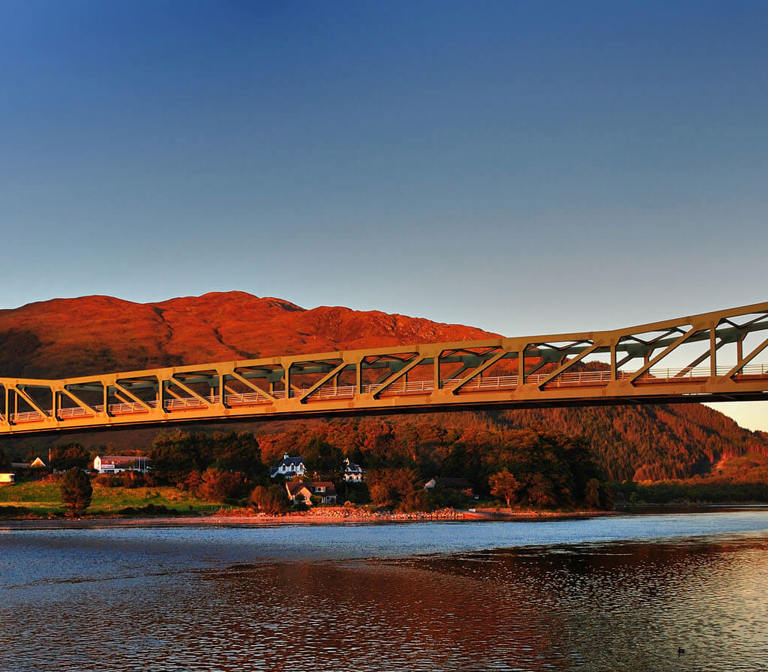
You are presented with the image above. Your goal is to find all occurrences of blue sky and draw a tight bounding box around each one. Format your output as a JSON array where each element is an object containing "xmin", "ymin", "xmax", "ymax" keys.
[{"xmin": 1, "ymin": 1, "xmax": 766, "ymax": 429}]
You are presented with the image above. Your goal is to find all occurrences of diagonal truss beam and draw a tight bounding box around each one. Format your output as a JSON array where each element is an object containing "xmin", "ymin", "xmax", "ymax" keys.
[
  {"xmin": 370, "ymin": 356, "xmax": 426, "ymax": 398},
  {"xmin": 536, "ymin": 343, "xmax": 600, "ymax": 388},
  {"xmin": 13, "ymin": 386, "xmax": 49, "ymax": 419},
  {"xmin": 58, "ymin": 387, "xmax": 105, "ymax": 418},
  {"xmin": 674, "ymin": 333, "xmax": 725, "ymax": 378},
  {"xmin": 627, "ymin": 328, "xmax": 698, "ymax": 383},
  {"xmin": 112, "ymin": 382, "xmax": 152, "ymax": 411},
  {"xmin": 299, "ymin": 362, "xmax": 349, "ymax": 403},
  {"xmin": 229, "ymin": 371, "xmax": 277, "ymax": 402},
  {"xmin": 168, "ymin": 376, "xmax": 213, "ymax": 406},
  {"xmin": 449, "ymin": 351, "xmax": 507, "ymax": 394},
  {"xmin": 724, "ymin": 337, "xmax": 768, "ymax": 378}
]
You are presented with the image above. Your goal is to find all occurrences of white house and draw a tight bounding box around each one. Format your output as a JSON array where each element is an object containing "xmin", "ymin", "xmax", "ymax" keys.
[
  {"xmin": 93, "ymin": 455, "xmax": 150, "ymax": 474},
  {"xmin": 269, "ymin": 454, "xmax": 306, "ymax": 480},
  {"xmin": 343, "ymin": 458, "xmax": 364, "ymax": 482},
  {"xmin": 286, "ymin": 480, "xmax": 337, "ymax": 505},
  {"xmin": 0, "ymin": 473, "xmax": 14, "ymax": 485}
]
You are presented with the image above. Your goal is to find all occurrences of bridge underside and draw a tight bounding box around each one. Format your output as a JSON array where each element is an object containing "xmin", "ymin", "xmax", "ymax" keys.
[{"xmin": 1, "ymin": 301, "xmax": 767, "ymax": 436}]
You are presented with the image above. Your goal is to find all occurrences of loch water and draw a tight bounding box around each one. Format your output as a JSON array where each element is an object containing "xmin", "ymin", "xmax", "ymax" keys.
[{"xmin": 2, "ymin": 511, "xmax": 768, "ymax": 671}]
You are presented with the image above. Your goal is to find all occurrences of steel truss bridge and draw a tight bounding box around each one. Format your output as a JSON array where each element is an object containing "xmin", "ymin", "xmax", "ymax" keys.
[{"xmin": 1, "ymin": 302, "xmax": 768, "ymax": 436}]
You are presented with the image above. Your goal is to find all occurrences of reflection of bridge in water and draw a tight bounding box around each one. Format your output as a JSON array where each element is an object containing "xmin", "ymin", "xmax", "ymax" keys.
[{"xmin": 2, "ymin": 301, "xmax": 768, "ymax": 435}]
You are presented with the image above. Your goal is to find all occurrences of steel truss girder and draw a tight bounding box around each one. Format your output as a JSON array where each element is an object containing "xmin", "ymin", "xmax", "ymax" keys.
[{"xmin": 1, "ymin": 301, "xmax": 768, "ymax": 436}]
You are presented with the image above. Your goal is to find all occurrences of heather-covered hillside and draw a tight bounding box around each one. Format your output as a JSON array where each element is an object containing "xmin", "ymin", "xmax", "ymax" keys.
[{"xmin": 1, "ymin": 291, "xmax": 766, "ymax": 481}]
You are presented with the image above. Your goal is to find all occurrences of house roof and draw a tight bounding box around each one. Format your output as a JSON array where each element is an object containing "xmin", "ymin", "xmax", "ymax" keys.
[
  {"xmin": 286, "ymin": 482, "xmax": 312, "ymax": 496},
  {"xmin": 11, "ymin": 458, "xmax": 47, "ymax": 469},
  {"xmin": 344, "ymin": 459, "xmax": 363, "ymax": 473},
  {"xmin": 277, "ymin": 455, "xmax": 304, "ymax": 467},
  {"xmin": 98, "ymin": 455, "xmax": 148, "ymax": 465},
  {"xmin": 307, "ymin": 481, "xmax": 337, "ymax": 495}
]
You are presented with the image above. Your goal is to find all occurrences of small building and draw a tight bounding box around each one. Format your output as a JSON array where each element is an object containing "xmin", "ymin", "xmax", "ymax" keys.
[
  {"xmin": 0, "ymin": 473, "xmax": 15, "ymax": 485},
  {"xmin": 285, "ymin": 480, "xmax": 337, "ymax": 506},
  {"xmin": 270, "ymin": 454, "xmax": 306, "ymax": 480},
  {"xmin": 424, "ymin": 477, "xmax": 476, "ymax": 497},
  {"xmin": 12, "ymin": 457, "xmax": 47, "ymax": 470},
  {"xmin": 93, "ymin": 455, "xmax": 150, "ymax": 474},
  {"xmin": 285, "ymin": 481, "xmax": 313, "ymax": 506},
  {"xmin": 343, "ymin": 458, "xmax": 364, "ymax": 482}
]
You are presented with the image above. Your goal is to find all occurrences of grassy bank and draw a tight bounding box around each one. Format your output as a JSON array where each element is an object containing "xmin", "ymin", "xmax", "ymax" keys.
[{"xmin": 0, "ymin": 480, "xmax": 220, "ymax": 517}]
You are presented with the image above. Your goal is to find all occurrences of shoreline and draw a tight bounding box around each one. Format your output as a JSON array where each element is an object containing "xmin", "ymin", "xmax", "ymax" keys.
[{"xmin": 0, "ymin": 507, "xmax": 617, "ymax": 530}]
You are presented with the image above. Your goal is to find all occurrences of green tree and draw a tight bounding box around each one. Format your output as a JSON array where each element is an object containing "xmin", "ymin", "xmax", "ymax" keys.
[
  {"xmin": 212, "ymin": 432, "xmax": 265, "ymax": 478},
  {"xmin": 304, "ymin": 437, "xmax": 342, "ymax": 477},
  {"xmin": 489, "ymin": 469, "xmax": 521, "ymax": 508},
  {"xmin": 584, "ymin": 477, "xmax": 602, "ymax": 509},
  {"xmin": 60, "ymin": 468, "xmax": 93, "ymax": 516},
  {"xmin": 249, "ymin": 484, "xmax": 289, "ymax": 514},
  {"xmin": 197, "ymin": 468, "xmax": 245, "ymax": 502},
  {"xmin": 526, "ymin": 473, "xmax": 557, "ymax": 508},
  {"xmin": 150, "ymin": 431, "xmax": 213, "ymax": 485},
  {"xmin": 52, "ymin": 443, "xmax": 91, "ymax": 471},
  {"xmin": 368, "ymin": 468, "xmax": 422, "ymax": 511}
]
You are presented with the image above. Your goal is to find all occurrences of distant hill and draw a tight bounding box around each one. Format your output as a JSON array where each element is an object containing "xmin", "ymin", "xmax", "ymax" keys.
[
  {"xmin": 0, "ymin": 291, "xmax": 493, "ymax": 378},
  {"xmin": 1, "ymin": 291, "xmax": 766, "ymax": 481}
]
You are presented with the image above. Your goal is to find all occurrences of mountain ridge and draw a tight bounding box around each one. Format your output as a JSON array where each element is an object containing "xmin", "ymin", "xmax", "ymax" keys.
[{"xmin": 0, "ymin": 291, "xmax": 495, "ymax": 379}]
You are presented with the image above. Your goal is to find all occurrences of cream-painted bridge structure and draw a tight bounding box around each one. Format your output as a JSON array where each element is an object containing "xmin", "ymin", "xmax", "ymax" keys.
[{"xmin": 2, "ymin": 302, "xmax": 768, "ymax": 436}]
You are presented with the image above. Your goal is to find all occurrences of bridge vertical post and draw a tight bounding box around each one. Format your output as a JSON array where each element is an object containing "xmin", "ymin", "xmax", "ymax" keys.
[
  {"xmin": 710, "ymin": 327, "xmax": 717, "ymax": 377},
  {"xmin": 519, "ymin": 348, "xmax": 525, "ymax": 384},
  {"xmin": 155, "ymin": 377, "xmax": 162, "ymax": 414},
  {"xmin": 356, "ymin": 359, "xmax": 363, "ymax": 394},
  {"xmin": 219, "ymin": 372, "xmax": 227, "ymax": 408},
  {"xmin": 736, "ymin": 335, "xmax": 744, "ymax": 375},
  {"xmin": 610, "ymin": 341, "xmax": 617, "ymax": 381},
  {"xmin": 433, "ymin": 353, "xmax": 441, "ymax": 390},
  {"xmin": 285, "ymin": 364, "xmax": 291, "ymax": 399}
]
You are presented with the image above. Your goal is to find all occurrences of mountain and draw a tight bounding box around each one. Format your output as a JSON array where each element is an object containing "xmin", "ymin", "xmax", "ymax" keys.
[
  {"xmin": 0, "ymin": 291, "xmax": 493, "ymax": 379},
  {"xmin": 1, "ymin": 291, "xmax": 766, "ymax": 481}
]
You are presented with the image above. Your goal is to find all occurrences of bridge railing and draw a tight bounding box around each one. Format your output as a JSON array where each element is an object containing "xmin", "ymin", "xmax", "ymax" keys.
[{"xmin": 9, "ymin": 363, "xmax": 768, "ymax": 424}]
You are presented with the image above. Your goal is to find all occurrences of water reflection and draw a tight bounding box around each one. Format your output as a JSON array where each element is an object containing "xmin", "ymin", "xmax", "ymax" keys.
[{"xmin": 1, "ymin": 518, "xmax": 768, "ymax": 671}]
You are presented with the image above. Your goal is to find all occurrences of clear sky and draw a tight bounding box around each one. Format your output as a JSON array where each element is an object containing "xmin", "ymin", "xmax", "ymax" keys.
[{"xmin": 1, "ymin": 1, "xmax": 766, "ymax": 429}]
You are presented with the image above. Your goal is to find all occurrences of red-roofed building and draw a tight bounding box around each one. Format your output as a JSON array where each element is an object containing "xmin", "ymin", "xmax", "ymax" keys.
[
  {"xmin": 285, "ymin": 480, "xmax": 337, "ymax": 506},
  {"xmin": 93, "ymin": 455, "xmax": 150, "ymax": 474}
]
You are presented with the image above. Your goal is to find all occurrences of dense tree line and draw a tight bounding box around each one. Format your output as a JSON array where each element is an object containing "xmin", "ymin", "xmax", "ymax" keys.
[
  {"xmin": 149, "ymin": 430, "xmax": 267, "ymax": 502},
  {"xmin": 144, "ymin": 419, "xmax": 611, "ymax": 510},
  {"xmin": 5, "ymin": 396, "xmax": 766, "ymax": 488}
]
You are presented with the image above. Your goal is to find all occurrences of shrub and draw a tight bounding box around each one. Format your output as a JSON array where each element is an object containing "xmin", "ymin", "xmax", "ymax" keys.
[
  {"xmin": 60, "ymin": 468, "xmax": 93, "ymax": 516},
  {"xmin": 249, "ymin": 484, "xmax": 289, "ymax": 514},
  {"xmin": 197, "ymin": 469, "xmax": 245, "ymax": 502}
]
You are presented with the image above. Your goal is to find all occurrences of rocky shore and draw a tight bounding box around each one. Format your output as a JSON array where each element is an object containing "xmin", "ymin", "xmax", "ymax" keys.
[{"xmin": 0, "ymin": 506, "xmax": 614, "ymax": 529}]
